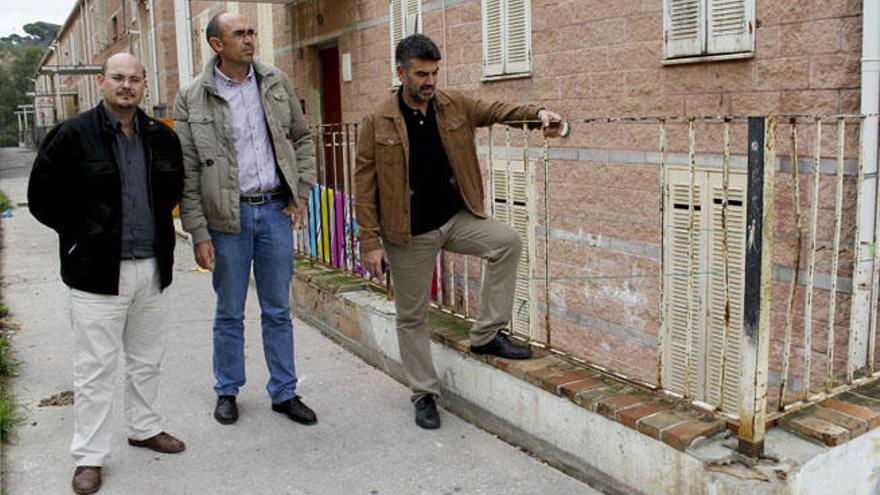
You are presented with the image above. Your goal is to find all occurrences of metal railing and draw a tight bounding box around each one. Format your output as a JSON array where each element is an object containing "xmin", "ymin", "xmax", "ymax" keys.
[{"xmin": 295, "ymin": 116, "xmax": 880, "ymax": 456}]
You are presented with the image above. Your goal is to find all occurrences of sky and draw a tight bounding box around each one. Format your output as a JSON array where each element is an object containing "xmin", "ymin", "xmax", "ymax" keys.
[{"xmin": 0, "ymin": 0, "xmax": 77, "ymax": 38}]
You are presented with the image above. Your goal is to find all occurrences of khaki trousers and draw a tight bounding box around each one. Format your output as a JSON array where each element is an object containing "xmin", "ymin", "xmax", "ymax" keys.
[
  {"xmin": 384, "ymin": 210, "xmax": 521, "ymax": 401},
  {"xmin": 68, "ymin": 258, "xmax": 169, "ymax": 466}
]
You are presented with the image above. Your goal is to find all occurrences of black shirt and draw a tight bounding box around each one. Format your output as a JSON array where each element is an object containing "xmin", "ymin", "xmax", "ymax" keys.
[{"xmin": 398, "ymin": 88, "xmax": 464, "ymax": 236}]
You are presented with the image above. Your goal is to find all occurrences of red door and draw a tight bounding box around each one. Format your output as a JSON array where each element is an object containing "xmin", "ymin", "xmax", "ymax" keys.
[{"xmin": 319, "ymin": 45, "xmax": 342, "ymax": 187}]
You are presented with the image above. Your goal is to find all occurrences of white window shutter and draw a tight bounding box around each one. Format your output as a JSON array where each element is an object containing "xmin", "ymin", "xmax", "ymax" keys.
[
  {"xmin": 704, "ymin": 176, "xmax": 747, "ymax": 413},
  {"xmin": 664, "ymin": 0, "xmax": 704, "ymax": 59},
  {"xmin": 405, "ymin": 0, "xmax": 422, "ymax": 36},
  {"xmin": 390, "ymin": 0, "xmax": 405, "ymax": 85},
  {"xmin": 482, "ymin": 0, "xmax": 504, "ymax": 77},
  {"xmin": 492, "ymin": 158, "xmax": 534, "ymax": 338},
  {"xmin": 706, "ymin": 0, "xmax": 754, "ymax": 55},
  {"xmin": 662, "ymin": 171, "xmax": 705, "ymax": 399},
  {"xmin": 504, "ymin": 0, "xmax": 531, "ymax": 74}
]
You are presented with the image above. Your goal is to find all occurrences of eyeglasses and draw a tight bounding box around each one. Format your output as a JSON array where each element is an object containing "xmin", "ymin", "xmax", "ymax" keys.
[
  {"xmin": 108, "ymin": 74, "xmax": 144, "ymax": 85},
  {"xmin": 231, "ymin": 29, "xmax": 257, "ymax": 39}
]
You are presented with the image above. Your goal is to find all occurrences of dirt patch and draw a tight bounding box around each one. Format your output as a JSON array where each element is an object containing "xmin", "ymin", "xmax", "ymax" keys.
[{"xmin": 39, "ymin": 390, "xmax": 73, "ymax": 407}]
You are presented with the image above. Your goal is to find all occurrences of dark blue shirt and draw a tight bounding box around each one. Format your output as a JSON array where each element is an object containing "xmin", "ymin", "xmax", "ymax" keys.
[{"xmin": 104, "ymin": 106, "xmax": 155, "ymax": 259}]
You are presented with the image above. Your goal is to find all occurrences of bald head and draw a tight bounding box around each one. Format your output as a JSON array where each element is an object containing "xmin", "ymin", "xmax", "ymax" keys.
[
  {"xmin": 97, "ymin": 52, "xmax": 147, "ymax": 116},
  {"xmin": 101, "ymin": 53, "xmax": 146, "ymax": 79},
  {"xmin": 206, "ymin": 12, "xmax": 256, "ymax": 70}
]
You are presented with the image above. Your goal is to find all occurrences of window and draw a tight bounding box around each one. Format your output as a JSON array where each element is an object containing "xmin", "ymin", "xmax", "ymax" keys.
[
  {"xmin": 663, "ymin": 0, "xmax": 755, "ymax": 63},
  {"xmin": 490, "ymin": 156, "xmax": 536, "ymax": 339},
  {"xmin": 389, "ymin": 0, "xmax": 422, "ymax": 85},
  {"xmin": 661, "ymin": 167, "xmax": 746, "ymax": 414},
  {"xmin": 110, "ymin": 15, "xmax": 118, "ymax": 41},
  {"xmin": 481, "ymin": 0, "xmax": 531, "ymax": 78}
]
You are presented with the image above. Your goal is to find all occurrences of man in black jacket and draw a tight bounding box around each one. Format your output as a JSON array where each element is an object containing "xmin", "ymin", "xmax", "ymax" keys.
[{"xmin": 28, "ymin": 53, "xmax": 185, "ymax": 495}]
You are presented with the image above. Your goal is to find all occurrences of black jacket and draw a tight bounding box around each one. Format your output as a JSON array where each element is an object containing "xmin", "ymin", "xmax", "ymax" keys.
[{"xmin": 28, "ymin": 104, "xmax": 184, "ymax": 295}]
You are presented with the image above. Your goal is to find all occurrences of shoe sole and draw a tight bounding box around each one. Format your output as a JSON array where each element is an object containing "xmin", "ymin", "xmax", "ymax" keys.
[
  {"xmin": 126, "ymin": 439, "xmax": 186, "ymax": 453},
  {"xmin": 271, "ymin": 407, "xmax": 317, "ymax": 425},
  {"xmin": 469, "ymin": 348, "xmax": 533, "ymax": 360},
  {"xmin": 415, "ymin": 420, "xmax": 441, "ymax": 429},
  {"xmin": 214, "ymin": 413, "xmax": 238, "ymax": 425}
]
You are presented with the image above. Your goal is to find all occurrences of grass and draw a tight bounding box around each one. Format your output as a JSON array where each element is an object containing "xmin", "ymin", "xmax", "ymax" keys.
[{"xmin": 0, "ymin": 190, "xmax": 11, "ymax": 211}]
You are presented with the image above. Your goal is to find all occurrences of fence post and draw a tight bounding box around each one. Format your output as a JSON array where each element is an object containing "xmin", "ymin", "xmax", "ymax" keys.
[{"xmin": 738, "ymin": 116, "xmax": 775, "ymax": 457}]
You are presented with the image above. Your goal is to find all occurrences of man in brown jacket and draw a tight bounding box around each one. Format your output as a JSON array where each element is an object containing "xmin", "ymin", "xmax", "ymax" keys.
[{"xmin": 355, "ymin": 34, "xmax": 565, "ymax": 429}]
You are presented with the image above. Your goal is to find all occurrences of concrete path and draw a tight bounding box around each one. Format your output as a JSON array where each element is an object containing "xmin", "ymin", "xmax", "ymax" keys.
[{"xmin": 0, "ymin": 148, "xmax": 599, "ymax": 494}]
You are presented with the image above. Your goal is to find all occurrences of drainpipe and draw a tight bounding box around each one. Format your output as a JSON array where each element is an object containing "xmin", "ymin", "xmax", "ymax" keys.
[
  {"xmin": 173, "ymin": 0, "xmax": 195, "ymax": 88},
  {"xmin": 851, "ymin": 2, "xmax": 880, "ymax": 372},
  {"xmin": 148, "ymin": 0, "xmax": 161, "ymax": 110}
]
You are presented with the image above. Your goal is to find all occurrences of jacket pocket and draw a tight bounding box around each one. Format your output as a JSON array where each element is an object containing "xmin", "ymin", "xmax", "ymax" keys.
[{"xmin": 187, "ymin": 113, "xmax": 217, "ymax": 160}]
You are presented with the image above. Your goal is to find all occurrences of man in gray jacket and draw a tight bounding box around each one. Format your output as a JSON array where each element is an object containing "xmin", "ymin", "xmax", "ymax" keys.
[{"xmin": 174, "ymin": 12, "xmax": 317, "ymax": 426}]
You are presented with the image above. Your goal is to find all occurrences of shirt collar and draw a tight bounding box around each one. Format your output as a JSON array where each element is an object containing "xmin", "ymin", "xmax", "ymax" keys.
[
  {"xmin": 397, "ymin": 86, "xmax": 433, "ymax": 120},
  {"xmin": 102, "ymin": 103, "xmax": 139, "ymax": 135},
  {"xmin": 214, "ymin": 63, "xmax": 255, "ymax": 87}
]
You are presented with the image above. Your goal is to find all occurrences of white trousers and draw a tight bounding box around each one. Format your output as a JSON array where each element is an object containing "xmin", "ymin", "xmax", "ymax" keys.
[{"xmin": 68, "ymin": 258, "xmax": 169, "ymax": 466}]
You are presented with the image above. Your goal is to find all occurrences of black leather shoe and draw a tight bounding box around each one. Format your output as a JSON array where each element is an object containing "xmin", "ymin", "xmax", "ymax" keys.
[
  {"xmin": 214, "ymin": 395, "xmax": 238, "ymax": 425},
  {"xmin": 272, "ymin": 396, "xmax": 317, "ymax": 425},
  {"xmin": 470, "ymin": 332, "xmax": 533, "ymax": 359},
  {"xmin": 414, "ymin": 395, "xmax": 440, "ymax": 429}
]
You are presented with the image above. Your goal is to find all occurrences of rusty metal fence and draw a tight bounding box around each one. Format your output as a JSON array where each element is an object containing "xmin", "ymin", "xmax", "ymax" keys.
[{"xmin": 295, "ymin": 116, "xmax": 880, "ymax": 456}]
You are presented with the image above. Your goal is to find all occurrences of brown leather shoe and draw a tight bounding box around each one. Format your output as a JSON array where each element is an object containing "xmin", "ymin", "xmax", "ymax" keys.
[
  {"xmin": 127, "ymin": 431, "xmax": 185, "ymax": 454},
  {"xmin": 72, "ymin": 466, "xmax": 101, "ymax": 494}
]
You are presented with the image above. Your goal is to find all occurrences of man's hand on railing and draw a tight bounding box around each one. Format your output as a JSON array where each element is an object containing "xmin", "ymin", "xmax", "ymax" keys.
[
  {"xmin": 538, "ymin": 109, "xmax": 570, "ymax": 138},
  {"xmin": 364, "ymin": 248, "xmax": 389, "ymax": 283}
]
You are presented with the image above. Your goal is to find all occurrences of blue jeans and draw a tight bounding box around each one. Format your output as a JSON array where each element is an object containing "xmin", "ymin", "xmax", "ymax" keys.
[{"xmin": 209, "ymin": 198, "xmax": 296, "ymax": 404}]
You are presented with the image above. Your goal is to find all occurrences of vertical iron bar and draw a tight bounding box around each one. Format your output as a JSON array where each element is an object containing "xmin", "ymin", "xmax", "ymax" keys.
[
  {"xmin": 738, "ymin": 116, "xmax": 775, "ymax": 458},
  {"xmin": 779, "ymin": 119, "xmax": 802, "ymax": 409},
  {"xmin": 657, "ymin": 119, "xmax": 668, "ymax": 387},
  {"xmin": 805, "ymin": 119, "xmax": 821, "ymax": 391},
  {"xmin": 684, "ymin": 118, "xmax": 697, "ymax": 398},
  {"xmin": 543, "ymin": 133, "xmax": 551, "ymax": 348},
  {"xmin": 718, "ymin": 119, "xmax": 732, "ymax": 410},
  {"xmin": 850, "ymin": 118, "xmax": 871, "ymax": 381},
  {"xmin": 829, "ymin": 119, "xmax": 844, "ymax": 385}
]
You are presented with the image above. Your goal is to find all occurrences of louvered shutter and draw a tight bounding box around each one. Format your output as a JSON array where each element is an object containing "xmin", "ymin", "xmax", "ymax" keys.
[
  {"xmin": 504, "ymin": 0, "xmax": 530, "ymax": 74},
  {"xmin": 390, "ymin": 0, "xmax": 422, "ymax": 85},
  {"xmin": 482, "ymin": 0, "xmax": 504, "ymax": 77},
  {"xmin": 406, "ymin": 0, "xmax": 422, "ymax": 36},
  {"xmin": 663, "ymin": 171, "xmax": 705, "ymax": 398},
  {"xmin": 258, "ymin": 4, "xmax": 275, "ymax": 67},
  {"xmin": 705, "ymin": 175, "xmax": 746, "ymax": 413},
  {"xmin": 492, "ymin": 158, "xmax": 534, "ymax": 338},
  {"xmin": 664, "ymin": 0, "xmax": 704, "ymax": 59},
  {"xmin": 390, "ymin": 0, "xmax": 405, "ymax": 85},
  {"xmin": 706, "ymin": 0, "xmax": 753, "ymax": 55}
]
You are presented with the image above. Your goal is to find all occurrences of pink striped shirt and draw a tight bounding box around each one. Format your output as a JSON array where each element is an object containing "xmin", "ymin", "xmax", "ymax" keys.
[{"xmin": 214, "ymin": 64, "xmax": 280, "ymax": 195}]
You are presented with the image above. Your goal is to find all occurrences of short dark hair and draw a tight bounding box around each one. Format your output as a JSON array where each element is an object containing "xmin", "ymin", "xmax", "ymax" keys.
[
  {"xmin": 395, "ymin": 34, "xmax": 441, "ymax": 69},
  {"xmin": 206, "ymin": 12, "xmax": 225, "ymax": 50}
]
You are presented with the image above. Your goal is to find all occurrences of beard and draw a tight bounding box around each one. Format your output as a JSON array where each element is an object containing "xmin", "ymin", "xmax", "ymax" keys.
[{"xmin": 405, "ymin": 81, "xmax": 435, "ymax": 102}]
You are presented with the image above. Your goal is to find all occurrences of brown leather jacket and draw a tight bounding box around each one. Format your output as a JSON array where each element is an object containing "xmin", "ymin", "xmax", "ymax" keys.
[{"xmin": 355, "ymin": 90, "xmax": 541, "ymax": 252}]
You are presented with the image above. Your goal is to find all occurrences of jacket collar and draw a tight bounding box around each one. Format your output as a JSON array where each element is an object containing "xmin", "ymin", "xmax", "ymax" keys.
[
  {"xmin": 201, "ymin": 55, "xmax": 277, "ymax": 92},
  {"xmin": 94, "ymin": 102, "xmax": 160, "ymax": 136}
]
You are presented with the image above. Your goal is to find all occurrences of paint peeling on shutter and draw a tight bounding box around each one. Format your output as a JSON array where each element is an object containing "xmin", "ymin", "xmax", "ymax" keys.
[
  {"xmin": 664, "ymin": 176, "xmax": 704, "ymax": 398},
  {"xmin": 492, "ymin": 158, "xmax": 535, "ymax": 338},
  {"xmin": 664, "ymin": 0, "xmax": 703, "ymax": 59},
  {"xmin": 705, "ymin": 177, "xmax": 746, "ymax": 413},
  {"xmin": 707, "ymin": 0, "xmax": 754, "ymax": 55},
  {"xmin": 504, "ymin": 0, "xmax": 531, "ymax": 74},
  {"xmin": 482, "ymin": 0, "xmax": 505, "ymax": 77}
]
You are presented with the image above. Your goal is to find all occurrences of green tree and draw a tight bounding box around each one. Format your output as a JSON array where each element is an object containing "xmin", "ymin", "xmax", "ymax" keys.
[{"xmin": 0, "ymin": 22, "xmax": 59, "ymax": 147}]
